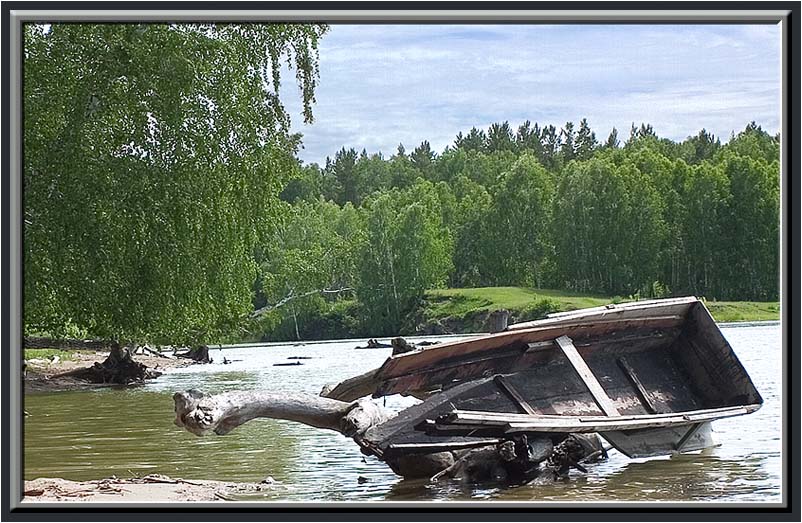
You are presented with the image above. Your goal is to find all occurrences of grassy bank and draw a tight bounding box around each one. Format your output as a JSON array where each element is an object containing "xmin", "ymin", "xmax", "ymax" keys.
[{"xmin": 418, "ymin": 287, "xmax": 779, "ymax": 329}]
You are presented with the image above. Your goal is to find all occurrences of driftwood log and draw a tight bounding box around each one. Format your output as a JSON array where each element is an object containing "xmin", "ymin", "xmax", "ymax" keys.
[
  {"xmin": 51, "ymin": 343, "xmax": 161, "ymax": 385},
  {"xmin": 175, "ymin": 345, "xmax": 212, "ymax": 363},
  {"xmin": 173, "ymin": 389, "xmax": 604, "ymax": 483}
]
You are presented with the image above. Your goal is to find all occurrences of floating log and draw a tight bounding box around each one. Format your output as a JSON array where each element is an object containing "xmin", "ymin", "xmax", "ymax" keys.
[
  {"xmin": 355, "ymin": 339, "xmax": 392, "ymax": 349},
  {"xmin": 273, "ymin": 361, "xmax": 303, "ymax": 367}
]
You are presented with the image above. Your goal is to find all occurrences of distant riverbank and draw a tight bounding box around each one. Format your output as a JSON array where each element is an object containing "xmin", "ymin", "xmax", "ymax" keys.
[
  {"xmin": 410, "ymin": 287, "xmax": 780, "ymax": 334},
  {"xmin": 256, "ymin": 286, "xmax": 780, "ymax": 342}
]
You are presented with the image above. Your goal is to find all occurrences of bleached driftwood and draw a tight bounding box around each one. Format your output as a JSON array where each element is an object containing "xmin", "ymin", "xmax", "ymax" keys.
[{"xmin": 173, "ymin": 389, "xmax": 390, "ymax": 437}]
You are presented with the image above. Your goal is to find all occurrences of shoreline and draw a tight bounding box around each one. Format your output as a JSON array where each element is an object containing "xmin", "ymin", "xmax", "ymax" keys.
[
  {"xmin": 24, "ymin": 350, "xmax": 195, "ymax": 393},
  {"xmin": 22, "ymin": 475, "xmax": 272, "ymax": 503}
]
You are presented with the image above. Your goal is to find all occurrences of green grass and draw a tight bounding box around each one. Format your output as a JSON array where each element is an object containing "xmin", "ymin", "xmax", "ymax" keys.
[
  {"xmin": 424, "ymin": 287, "xmax": 612, "ymax": 319},
  {"xmin": 423, "ymin": 287, "xmax": 779, "ymax": 324},
  {"xmin": 702, "ymin": 300, "xmax": 780, "ymax": 322},
  {"xmin": 24, "ymin": 348, "xmax": 75, "ymax": 361}
]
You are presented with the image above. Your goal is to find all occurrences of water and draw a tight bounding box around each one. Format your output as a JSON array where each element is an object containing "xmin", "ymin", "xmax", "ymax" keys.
[{"xmin": 23, "ymin": 326, "xmax": 783, "ymax": 503}]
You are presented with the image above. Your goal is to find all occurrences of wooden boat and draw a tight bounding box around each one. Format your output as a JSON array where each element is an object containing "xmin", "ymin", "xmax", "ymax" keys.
[{"xmin": 326, "ymin": 297, "xmax": 763, "ymax": 460}]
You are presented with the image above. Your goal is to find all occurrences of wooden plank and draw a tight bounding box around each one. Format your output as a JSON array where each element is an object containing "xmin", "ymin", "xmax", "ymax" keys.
[
  {"xmin": 617, "ymin": 356, "xmax": 658, "ymax": 414},
  {"xmin": 555, "ymin": 335, "xmax": 620, "ymax": 416},
  {"xmin": 493, "ymin": 375, "xmax": 537, "ymax": 415},
  {"xmin": 675, "ymin": 422, "xmax": 704, "ymax": 452},
  {"xmin": 378, "ymin": 315, "xmax": 686, "ymax": 382},
  {"xmin": 448, "ymin": 404, "xmax": 755, "ymax": 423},
  {"xmin": 437, "ymin": 405, "xmax": 756, "ymax": 433},
  {"xmin": 387, "ymin": 438, "xmax": 502, "ymax": 452},
  {"xmin": 602, "ymin": 421, "xmax": 715, "ymax": 458}
]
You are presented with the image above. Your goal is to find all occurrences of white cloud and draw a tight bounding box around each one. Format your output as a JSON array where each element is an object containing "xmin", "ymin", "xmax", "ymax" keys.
[{"xmin": 283, "ymin": 24, "xmax": 781, "ymax": 164}]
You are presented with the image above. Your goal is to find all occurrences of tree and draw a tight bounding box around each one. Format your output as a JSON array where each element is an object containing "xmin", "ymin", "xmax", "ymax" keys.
[
  {"xmin": 327, "ymin": 147, "xmax": 360, "ymax": 206},
  {"xmin": 515, "ymin": 120, "xmax": 541, "ymax": 153},
  {"xmin": 681, "ymin": 128, "xmax": 721, "ymax": 164},
  {"xmin": 255, "ymin": 201, "xmax": 364, "ymax": 340},
  {"xmin": 540, "ymin": 125, "xmax": 562, "ymax": 171},
  {"xmin": 553, "ymin": 157, "xmax": 665, "ymax": 295},
  {"xmin": 23, "ymin": 23, "xmax": 327, "ymax": 343},
  {"xmin": 681, "ymin": 161, "xmax": 729, "ymax": 297},
  {"xmin": 484, "ymin": 154, "xmax": 555, "ymax": 287},
  {"xmin": 280, "ymin": 163, "xmax": 324, "ymax": 203},
  {"xmin": 560, "ymin": 121, "xmax": 576, "ymax": 162},
  {"xmin": 411, "ymin": 140, "xmax": 436, "ymax": 176},
  {"xmin": 357, "ymin": 182, "xmax": 453, "ymax": 334},
  {"xmin": 717, "ymin": 152, "xmax": 779, "ymax": 300},
  {"xmin": 603, "ymin": 127, "xmax": 620, "ymax": 149},
  {"xmin": 486, "ymin": 121, "xmax": 516, "ymax": 153},
  {"xmin": 575, "ymin": 118, "xmax": 597, "ymax": 160},
  {"xmin": 454, "ymin": 127, "xmax": 487, "ymax": 152}
]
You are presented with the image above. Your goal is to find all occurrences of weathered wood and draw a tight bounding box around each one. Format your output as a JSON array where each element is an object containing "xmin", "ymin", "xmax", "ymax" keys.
[
  {"xmin": 675, "ymin": 422, "xmax": 704, "ymax": 452},
  {"xmin": 493, "ymin": 375, "xmax": 537, "ymax": 415},
  {"xmin": 173, "ymin": 387, "xmax": 604, "ymax": 483},
  {"xmin": 617, "ymin": 356, "xmax": 658, "ymax": 414},
  {"xmin": 175, "ymin": 345, "xmax": 211, "ymax": 363},
  {"xmin": 373, "ymin": 316, "xmax": 685, "ymax": 397},
  {"xmin": 555, "ymin": 335, "xmax": 620, "ymax": 417},
  {"xmin": 50, "ymin": 344, "xmax": 161, "ymax": 385},
  {"xmin": 321, "ymin": 368, "xmax": 381, "ymax": 402},
  {"xmin": 391, "ymin": 337, "xmax": 417, "ymax": 356},
  {"xmin": 435, "ymin": 405, "xmax": 756, "ymax": 433},
  {"xmin": 669, "ymin": 301, "xmax": 763, "ymax": 407},
  {"xmin": 142, "ymin": 346, "xmax": 174, "ymax": 359},
  {"xmin": 508, "ymin": 296, "xmax": 696, "ymax": 330},
  {"xmin": 173, "ymin": 390, "xmax": 390, "ymax": 437},
  {"xmin": 602, "ymin": 421, "xmax": 715, "ymax": 458},
  {"xmin": 387, "ymin": 439, "xmax": 502, "ymax": 453}
]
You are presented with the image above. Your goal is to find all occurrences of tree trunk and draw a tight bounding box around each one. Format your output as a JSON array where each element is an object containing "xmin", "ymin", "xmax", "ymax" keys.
[
  {"xmin": 52, "ymin": 343, "xmax": 161, "ymax": 385},
  {"xmin": 175, "ymin": 345, "xmax": 211, "ymax": 363},
  {"xmin": 173, "ymin": 390, "xmax": 390, "ymax": 437}
]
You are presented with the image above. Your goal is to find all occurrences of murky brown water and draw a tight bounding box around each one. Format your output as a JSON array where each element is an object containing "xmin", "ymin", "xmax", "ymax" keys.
[{"xmin": 24, "ymin": 324, "xmax": 783, "ymax": 502}]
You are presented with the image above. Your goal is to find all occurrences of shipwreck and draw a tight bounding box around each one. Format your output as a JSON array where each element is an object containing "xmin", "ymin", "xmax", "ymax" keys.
[{"xmin": 174, "ymin": 296, "xmax": 763, "ymax": 484}]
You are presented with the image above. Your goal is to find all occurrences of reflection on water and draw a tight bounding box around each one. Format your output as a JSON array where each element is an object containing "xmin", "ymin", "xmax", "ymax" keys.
[{"xmin": 24, "ymin": 328, "xmax": 782, "ymax": 502}]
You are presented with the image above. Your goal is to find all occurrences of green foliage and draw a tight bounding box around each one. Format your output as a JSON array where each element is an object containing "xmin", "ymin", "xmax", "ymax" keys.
[
  {"xmin": 357, "ymin": 181, "xmax": 454, "ymax": 333},
  {"xmin": 482, "ymin": 154, "xmax": 554, "ymax": 287},
  {"xmin": 553, "ymin": 156, "xmax": 665, "ymax": 295},
  {"xmin": 25, "ymin": 27, "xmax": 779, "ymax": 352},
  {"xmin": 24, "ymin": 23, "xmax": 326, "ymax": 343}
]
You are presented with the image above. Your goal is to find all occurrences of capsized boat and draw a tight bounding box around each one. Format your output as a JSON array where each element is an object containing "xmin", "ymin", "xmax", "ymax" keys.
[{"xmin": 325, "ymin": 297, "xmax": 763, "ymax": 459}]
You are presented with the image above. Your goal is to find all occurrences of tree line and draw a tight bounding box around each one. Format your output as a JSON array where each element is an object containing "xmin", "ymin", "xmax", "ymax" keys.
[{"xmin": 256, "ymin": 120, "xmax": 779, "ymax": 338}]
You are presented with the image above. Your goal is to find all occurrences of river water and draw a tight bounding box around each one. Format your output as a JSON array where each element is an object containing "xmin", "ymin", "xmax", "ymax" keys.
[{"xmin": 23, "ymin": 324, "xmax": 783, "ymax": 503}]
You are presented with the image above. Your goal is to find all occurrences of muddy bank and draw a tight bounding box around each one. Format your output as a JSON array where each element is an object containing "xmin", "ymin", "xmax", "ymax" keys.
[
  {"xmin": 24, "ymin": 350, "xmax": 194, "ymax": 393},
  {"xmin": 22, "ymin": 475, "xmax": 274, "ymax": 503}
]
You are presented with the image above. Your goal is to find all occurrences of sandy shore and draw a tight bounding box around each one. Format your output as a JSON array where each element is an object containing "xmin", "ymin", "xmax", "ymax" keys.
[
  {"xmin": 24, "ymin": 349, "xmax": 195, "ymax": 393},
  {"xmin": 22, "ymin": 475, "xmax": 274, "ymax": 503}
]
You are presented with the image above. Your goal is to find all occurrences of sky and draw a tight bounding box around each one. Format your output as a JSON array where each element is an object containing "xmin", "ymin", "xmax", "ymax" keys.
[{"xmin": 282, "ymin": 24, "xmax": 782, "ymax": 166}]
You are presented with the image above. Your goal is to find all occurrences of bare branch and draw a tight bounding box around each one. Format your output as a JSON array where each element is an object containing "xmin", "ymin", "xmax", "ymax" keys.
[{"xmin": 250, "ymin": 287, "xmax": 354, "ymax": 318}]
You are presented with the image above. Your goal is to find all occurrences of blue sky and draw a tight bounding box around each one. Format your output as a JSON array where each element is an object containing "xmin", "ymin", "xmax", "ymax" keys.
[{"xmin": 284, "ymin": 24, "xmax": 781, "ymax": 165}]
